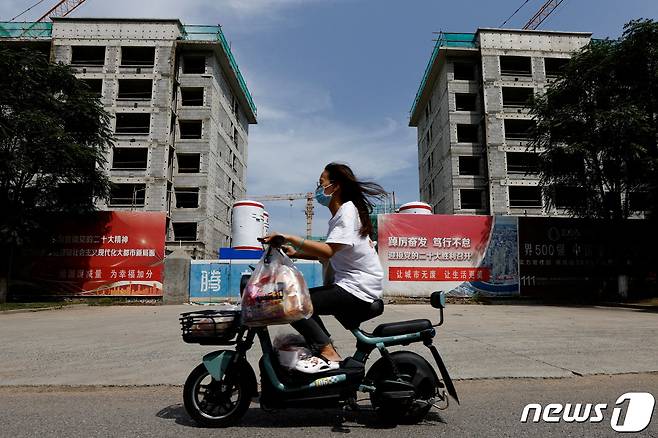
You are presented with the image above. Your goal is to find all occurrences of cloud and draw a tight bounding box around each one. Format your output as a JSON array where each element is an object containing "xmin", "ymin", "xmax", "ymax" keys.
[
  {"xmin": 247, "ymin": 115, "xmax": 416, "ymax": 195},
  {"xmin": 244, "ymin": 74, "xmax": 418, "ymax": 236},
  {"xmin": 246, "ymin": 78, "xmax": 416, "ymax": 193}
]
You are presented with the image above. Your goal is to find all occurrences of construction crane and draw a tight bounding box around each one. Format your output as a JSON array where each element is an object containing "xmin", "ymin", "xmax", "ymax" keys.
[
  {"xmin": 34, "ymin": 0, "xmax": 88, "ymax": 22},
  {"xmin": 247, "ymin": 193, "xmax": 315, "ymax": 239},
  {"xmin": 523, "ymin": 0, "xmax": 565, "ymax": 30},
  {"xmin": 13, "ymin": 0, "xmax": 88, "ymax": 37}
]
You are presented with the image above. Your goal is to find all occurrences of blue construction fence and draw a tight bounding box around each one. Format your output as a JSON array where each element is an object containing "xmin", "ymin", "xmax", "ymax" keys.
[{"xmin": 189, "ymin": 259, "xmax": 324, "ymax": 303}]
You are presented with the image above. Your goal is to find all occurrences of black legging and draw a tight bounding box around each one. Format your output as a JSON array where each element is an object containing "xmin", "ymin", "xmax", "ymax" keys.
[{"xmin": 291, "ymin": 284, "xmax": 372, "ymax": 353}]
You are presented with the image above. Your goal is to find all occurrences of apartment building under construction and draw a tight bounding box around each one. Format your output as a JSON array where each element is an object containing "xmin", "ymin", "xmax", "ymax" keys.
[
  {"xmin": 0, "ymin": 18, "xmax": 257, "ymax": 258},
  {"xmin": 410, "ymin": 28, "xmax": 591, "ymax": 216}
]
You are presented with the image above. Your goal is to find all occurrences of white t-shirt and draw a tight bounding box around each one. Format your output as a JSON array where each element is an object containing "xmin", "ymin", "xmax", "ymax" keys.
[{"xmin": 325, "ymin": 201, "xmax": 383, "ymax": 302}]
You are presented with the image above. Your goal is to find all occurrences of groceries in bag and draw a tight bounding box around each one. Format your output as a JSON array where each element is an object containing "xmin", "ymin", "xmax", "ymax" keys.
[{"xmin": 241, "ymin": 247, "xmax": 313, "ymax": 327}]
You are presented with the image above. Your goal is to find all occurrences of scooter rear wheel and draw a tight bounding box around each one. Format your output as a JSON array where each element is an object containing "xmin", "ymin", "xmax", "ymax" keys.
[
  {"xmin": 183, "ymin": 362, "xmax": 252, "ymax": 427},
  {"xmin": 366, "ymin": 351, "xmax": 438, "ymax": 424}
]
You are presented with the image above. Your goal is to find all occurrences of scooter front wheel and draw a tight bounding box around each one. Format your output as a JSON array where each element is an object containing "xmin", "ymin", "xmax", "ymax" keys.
[{"xmin": 183, "ymin": 362, "xmax": 253, "ymax": 427}]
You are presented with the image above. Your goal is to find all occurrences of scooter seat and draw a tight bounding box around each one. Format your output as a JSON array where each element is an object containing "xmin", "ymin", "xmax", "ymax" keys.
[{"xmin": 372, "ymin": 319, "xmax": 432, "ymax": 337}]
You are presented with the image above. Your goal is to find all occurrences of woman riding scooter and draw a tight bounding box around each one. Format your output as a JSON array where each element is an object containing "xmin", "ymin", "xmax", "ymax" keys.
[{"xmin": 261, "ymin": 162, "xmax": 387, "ymax": 374}]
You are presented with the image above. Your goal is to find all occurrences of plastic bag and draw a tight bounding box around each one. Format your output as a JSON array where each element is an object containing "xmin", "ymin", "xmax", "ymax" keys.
[
  {"xmin": 241, "ymin": 247, "xmax": 313, "ymax": 327},
  {"xmin": 273, "ymin": 333, "xmax": 312, "ymax": 371}
]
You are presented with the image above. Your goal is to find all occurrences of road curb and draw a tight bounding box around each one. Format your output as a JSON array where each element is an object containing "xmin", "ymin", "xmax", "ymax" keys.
[{"xmin": 0, "ymin": 304, "xmax": 88, "ymax": 315}]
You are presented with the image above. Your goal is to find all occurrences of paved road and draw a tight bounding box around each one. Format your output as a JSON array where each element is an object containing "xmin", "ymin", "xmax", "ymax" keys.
[
  {"xmin": 1, "ymin": 303, "xmax": 657, "ymax": 385},
  {"xmin": 0, "ymin": 374, "xmax": 656, "ymax": 437}
]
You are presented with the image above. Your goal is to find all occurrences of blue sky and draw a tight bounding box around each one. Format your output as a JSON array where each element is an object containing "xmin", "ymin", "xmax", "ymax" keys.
[{"xmin": 2, "ymin": 0, "xmax": 657, "ymax": 237}]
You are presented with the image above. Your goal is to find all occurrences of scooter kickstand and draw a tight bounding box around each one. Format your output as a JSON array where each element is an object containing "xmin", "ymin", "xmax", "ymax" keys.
[
  {"xmin": 332, "ymin": 399, "xmax": 358, "ymax": 433},
  {"xmin": 332, "ymin": 411, "xmax": 350, "ymax": 433}
]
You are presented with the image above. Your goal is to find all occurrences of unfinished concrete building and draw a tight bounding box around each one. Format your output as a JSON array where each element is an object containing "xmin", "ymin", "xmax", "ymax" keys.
[
  {"xmin": 410, "ymin": 28, "xmax": 591, "ymax": 215},
  {"xmin": 1, "ymin": 18, "xmax": 257, "ymax": 258}
]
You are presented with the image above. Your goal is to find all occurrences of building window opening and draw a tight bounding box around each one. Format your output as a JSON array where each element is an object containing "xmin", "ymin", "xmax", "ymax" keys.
[
  {"xmin": 504, "ymin": 119, "xmax": 535, "ymax": 140},
  {"xmin": 509, "ymin": 186, "xmax": 542, "ymax": 208},
  {"xmin": 173, "ymin": 222, "xmax": 198, "ymax": 241},
  {"xmin": 506, "ymin": 152, "xmax": 540, "ymax": 174},
  {"xmin": 177, "ymin": 153, "xmax": 201, "ymax": 173},
  {"xmin": 117, "ymin": 79, "xmax": 152, "ymax": 100},
  {"xmin": 120, "ymin": 46, "xmax": 155, "ymax": 67},
  {"xmin": 457, "ymin": 124, "xmax": 479, "ymax": 143},
  {"xmin": 179, "ymin": 120, "xmax": 202, "ymax": 139},
  {"xmin": 80, "ymin": 79, "xmax": 102, "ymax": 97},
  {"xmin": 231, "ymin": 95, "xmax": 239, "ymax": 116},
  {"xmin": 71, "ymin": 46, "xmax": 105, "ymax": 66},
  {"xmin": 455, "ymin": 93, "xmax": 477, "ymax": 111},
  {"xmin": 181, "ymin": 88, "xmax": 204, "ymax": 106},
  {"xmin": 545, "ymin": 57, "xmax": 569, "ymax": 78},
  {"xmin": 112, "ymin": 147, "xmax": 148, "ymax": 170},
  {"xmin": 500, "ymin": 56, "xmax": 532, "ymax": 76},
  {"xmin": 57, "ymin": 183, "xmax": 92, "ymax": 206},
  {"xmin": 453, "ymin": 62, "xmax": 475, "ymax": 80},
  {"xmin": 183, "ymin": 56, "xmax": 205, "ymax": 74},
  {"xmin": 175, "ymin": 187, "xmax": 199, "ymax": 208},
  {"xmin": 109, "ymin": 183, "xmax": 146, "ymax": 206},
  {"xmin": 502, "ymin": 87, "xmax": 534, "ymax": 107},
  {"xmin": 115, "ymin": 113, "xmax": 150, "ymax": 135},
  {"xmin": 460, "ymin": 189, "xmax": 484, "ymax": 209},
  {"xmin": 459, "ymin": 156, "xmax": 480, "ymax": 176}
]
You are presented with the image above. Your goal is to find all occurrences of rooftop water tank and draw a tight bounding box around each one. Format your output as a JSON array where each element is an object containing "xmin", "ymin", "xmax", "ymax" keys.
[
  {"xmin": 398, "ymin": 202, "xmax": 432, "ymax": 215},
  {"xmin": 231, "ymin": 200, "xmax": 265, "ymax": 250}
]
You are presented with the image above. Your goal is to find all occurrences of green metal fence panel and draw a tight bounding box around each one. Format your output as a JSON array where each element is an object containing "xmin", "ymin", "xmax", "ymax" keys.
[
  {"xmin": 0, "ymin": 22, "xmax": 52, "ymax": 39},
  {"xmin": 410, "ymin": 32, "xmax": 477, "ymax": 117}
]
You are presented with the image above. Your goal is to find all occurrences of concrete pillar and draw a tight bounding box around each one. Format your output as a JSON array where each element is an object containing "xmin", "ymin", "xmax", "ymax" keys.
[
  {"xmin": 162, "ymin": 248, "xmax": 191, "ymax": 304},
  {"xmin": 617, "ymin": 275, "xmax": 629, "ymax": 300}
]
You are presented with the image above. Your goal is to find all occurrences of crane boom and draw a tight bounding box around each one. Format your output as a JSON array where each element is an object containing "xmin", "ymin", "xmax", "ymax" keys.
[
  {"xmin": 16, "ymin": 0, "xmax": 88, "ymax": 37},
  {"xmin": 36, "ymin": 0, "xmax": 88, "ymax": 22},
  {"xmin": 522, "ymin": 0, "xmax": 565, "ymax": 30},
  {"xmin": 247, "ymin": 192, "xmax": 315, "ymax": 239}
]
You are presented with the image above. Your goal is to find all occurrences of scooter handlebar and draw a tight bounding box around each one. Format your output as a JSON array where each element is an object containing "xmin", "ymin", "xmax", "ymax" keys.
[{"xmin": 257, "ymin": 235, "xmax": 286, "ymax": 248}]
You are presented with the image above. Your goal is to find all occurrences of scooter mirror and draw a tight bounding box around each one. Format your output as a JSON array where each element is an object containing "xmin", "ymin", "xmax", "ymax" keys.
[{"xmin": 430, "ymin": 291, "xmax": 446, "ymax": 309}]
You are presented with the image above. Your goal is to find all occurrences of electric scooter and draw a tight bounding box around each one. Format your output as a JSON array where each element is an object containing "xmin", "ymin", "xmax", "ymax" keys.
[{"xmin": 179, "ymin": 242, "xmax": 459, "ymax": 428}]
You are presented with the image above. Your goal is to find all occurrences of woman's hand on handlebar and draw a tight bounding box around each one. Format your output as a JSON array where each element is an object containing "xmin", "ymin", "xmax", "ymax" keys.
[{"xmin": 258, "ymin": 233, "xmax": 288, "ymax": 247}]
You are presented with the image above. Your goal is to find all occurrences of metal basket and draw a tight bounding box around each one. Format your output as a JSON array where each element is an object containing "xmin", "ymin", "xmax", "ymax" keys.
[{"xmin": 179, "ymin": 309, "xmax": 241, "ymax": 345}]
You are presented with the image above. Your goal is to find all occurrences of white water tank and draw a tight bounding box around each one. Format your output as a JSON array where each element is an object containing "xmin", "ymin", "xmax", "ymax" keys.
[
  {"xmin": 398, "ymin": 202, "xmax": 432, "ymax": 215},
  {"xmin": 262, "ymin": 211, "xmax": 270, "ymax": 236},
  {"xmin": 231, "ymin": 200, "xmax": 265, "ymax": 250}
]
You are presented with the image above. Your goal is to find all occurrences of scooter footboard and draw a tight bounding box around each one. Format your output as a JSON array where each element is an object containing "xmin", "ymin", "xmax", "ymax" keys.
[{"xmin": 426, "ymin": 344, "xmax": 459, "ymax": 404}]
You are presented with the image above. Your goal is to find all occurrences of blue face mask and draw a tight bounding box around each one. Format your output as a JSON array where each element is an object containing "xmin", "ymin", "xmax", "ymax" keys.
[{"xmin": 315, "ymin": 183, "xmax": 334, "ymax": 206}]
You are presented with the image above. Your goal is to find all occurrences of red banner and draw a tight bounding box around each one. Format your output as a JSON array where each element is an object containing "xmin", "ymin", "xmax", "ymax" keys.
[
  {"xmin": 37, "ymin": 211, "xmax": 166, "ymax": 296},
  {"xmin": 378, "ymin": 214, "xmax": 500, "ymax": 296},
  {"xmin": 388, "ymin": 267, "xmax": 491, "ymax": 282}
]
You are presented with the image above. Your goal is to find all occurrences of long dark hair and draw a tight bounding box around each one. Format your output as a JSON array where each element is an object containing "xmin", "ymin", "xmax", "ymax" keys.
[{"xmin": 324, "ymin": 162, "xmax": 387, "ymax": 237}]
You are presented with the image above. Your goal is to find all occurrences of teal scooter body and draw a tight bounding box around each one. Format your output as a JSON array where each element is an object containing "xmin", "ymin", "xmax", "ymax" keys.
[{"xmin": 181, "ymin": 289, "xmax": 458, "ymax": 428}]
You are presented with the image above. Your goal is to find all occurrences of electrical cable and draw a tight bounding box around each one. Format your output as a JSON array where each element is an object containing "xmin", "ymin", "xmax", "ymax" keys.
[
  {"xmin": 500, "ymin": 0, "xmax": 533, "ymax": 28},
  {"xmin": 9, "ymin": 0, "xmax": 48, "ymax": 22}
]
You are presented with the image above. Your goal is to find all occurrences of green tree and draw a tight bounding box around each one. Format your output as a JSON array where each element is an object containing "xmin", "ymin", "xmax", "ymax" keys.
[
  {"xmin": 0, "ymin": 47, "xmax": 113, "ymax": 302},
  {"xmin": 531, "ymin": 19, "xmax": 658, "ymax": 220}
]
